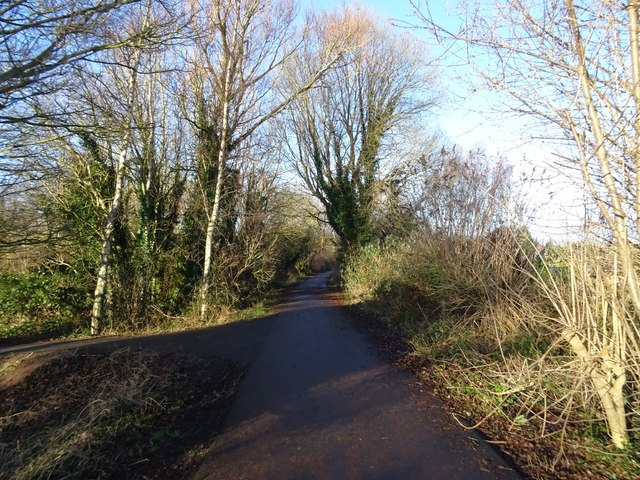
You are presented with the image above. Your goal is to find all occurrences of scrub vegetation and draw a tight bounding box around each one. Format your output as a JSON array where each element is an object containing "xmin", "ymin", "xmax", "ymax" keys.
[{"xmin": 0, "ymin": 348, "xmax": 244, "ymax": 479}]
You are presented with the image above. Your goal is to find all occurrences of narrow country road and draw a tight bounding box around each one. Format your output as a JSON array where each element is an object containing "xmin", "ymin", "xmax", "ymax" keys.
[
  {"xmin": 193, "ymin": 272, "xmax": 521, "ymax": 480},
  {"xmin": 0, "ymin": 273, "xmax": 522, "ymax": 479}
]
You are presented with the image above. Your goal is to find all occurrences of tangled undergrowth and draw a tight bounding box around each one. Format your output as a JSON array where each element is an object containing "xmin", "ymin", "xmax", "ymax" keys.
[
  {"xmin": 0, "ymin": 347, "xmax": 244, "ymax": 479},
  {"xmin": 344, "ymin": 234, "xmax": 640, "ymax": 480}
]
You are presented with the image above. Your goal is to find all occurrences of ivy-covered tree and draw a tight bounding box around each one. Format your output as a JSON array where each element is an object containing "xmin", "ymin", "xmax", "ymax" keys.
[
  {"xmin": 183, "ymin": 0, "xmax": 348, "ymax": 318},
  {"xmin": 283, "ymin": 6, "xmax": 436, "ymax": 256}
]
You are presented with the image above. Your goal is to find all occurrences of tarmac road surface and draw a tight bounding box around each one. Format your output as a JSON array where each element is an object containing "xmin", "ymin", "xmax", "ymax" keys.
[{"xmin": 193, "ymin": 272, "xmax": 522, "ymax": 480}]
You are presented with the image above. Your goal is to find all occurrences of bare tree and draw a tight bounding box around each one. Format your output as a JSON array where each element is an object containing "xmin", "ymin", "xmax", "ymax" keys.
[
  {"xmin": 0, "ymin": 0, "xmax": 181, "ymax": 249},
  {"xmin": 0, "ymin": 0, "xmax": 187, "ymax": 333},
  {"xmin": 86, "ymin": 54, "xmax": 140, "ymax": 335},
  {"xmin": 417, "ymin": 147, "xmax": 514, "ymax": 239},
  {"xmin": 184, "ymin": 0, "xmax": 348, "ymax": 319},
  {"xmin": 0, "ymin": 0, "xmax": 144, "ymax": 215},
  {"xmin": 0, "ymin": 0, "xmax": 152, "ymax": 118},
  {"xmin": 96, "ymin": 38, "xmax": 189, "ymax": 327},
  {"xmin": 51, "ymin": 1, "xmax": 170, "ymax": 334},
  {"xmin": 412, "ymin": 0, "xmax": 640, "ymax": 449},
  {"xmin": 282, "ymin": 6, "xmax": 437, "ymax": 256}
]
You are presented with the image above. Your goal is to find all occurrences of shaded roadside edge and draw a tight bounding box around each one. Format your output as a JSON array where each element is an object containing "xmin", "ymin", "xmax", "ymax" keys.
[{"xmin": 0, "ymin": 347, "xmax": 246, "ymax": 479}]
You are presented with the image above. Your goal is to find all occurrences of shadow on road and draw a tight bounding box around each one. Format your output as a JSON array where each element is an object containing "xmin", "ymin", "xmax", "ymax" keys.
[
  {"xmin": 1, "ymin": 272, "xmax": 522, "ymax": 480},
  {"xmin": 193, "ymin": 273, "xmax": 522, "ymax": 480}
]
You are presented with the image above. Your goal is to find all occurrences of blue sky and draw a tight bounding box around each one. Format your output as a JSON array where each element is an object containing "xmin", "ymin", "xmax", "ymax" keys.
[
  {"xmin": 299, "ymin": 1, "xmax": 582, "ymax": 241},
  {"xmin": 300, "ymin": 0, "xmax": 514, "ymax": 152}
]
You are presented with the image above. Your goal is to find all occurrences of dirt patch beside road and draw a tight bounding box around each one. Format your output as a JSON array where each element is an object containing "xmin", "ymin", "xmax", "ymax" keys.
[{"xmin": 0, "ymin": 348, "xmax": 244, "ymax": 479}]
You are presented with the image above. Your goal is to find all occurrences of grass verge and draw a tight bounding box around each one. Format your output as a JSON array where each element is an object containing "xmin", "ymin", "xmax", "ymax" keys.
[{"xmin": 0, "ymin": 348, "xmax": 245, "ymax": 479}]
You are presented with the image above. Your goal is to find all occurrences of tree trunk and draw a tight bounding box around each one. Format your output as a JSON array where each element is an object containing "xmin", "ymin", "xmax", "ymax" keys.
[
  {"xmin": 199, "ymin": 52, "xmax": 232, "ymax": 320},
  {"xmin": 199, "ymin": 147, "xmax": 227, "ymax": 319},
  {"xmin": 90, "ymin": 66, "xmax": 138, "ymax": 335},
  {"xmin": 563, "ymin": 330, "xmax": 628, "ymax": 449},
  {"xmin": 91, "ymin": 133, "xmax": 131, "ymax": 335}
]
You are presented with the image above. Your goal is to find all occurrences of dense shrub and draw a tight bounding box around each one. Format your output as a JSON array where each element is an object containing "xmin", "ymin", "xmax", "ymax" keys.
[
  {"xmin": 0, "ymin": 270, "xmax": 91, "ymax": 339},
  {"xmin": 345, "ymin": 229, "xmax": 536, "ymax": 339}
]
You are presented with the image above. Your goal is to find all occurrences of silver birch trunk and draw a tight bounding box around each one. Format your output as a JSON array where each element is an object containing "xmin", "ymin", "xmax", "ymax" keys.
[
  {"xmin": 199, "ymin": 54, "xmax": 232, "ymax": 320},
  {"xmin": 90, "ymin": 134, "xmax": 131, "ymax": 334},
  {"xmin": 90, "ymin": 69, "xmax": 138, "ymax": 335}
]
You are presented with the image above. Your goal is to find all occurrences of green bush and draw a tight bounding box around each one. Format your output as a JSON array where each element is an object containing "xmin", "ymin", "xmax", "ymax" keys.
[{"xmin": 0, "ymin": 271, "xmax": 91, "ymax": 339}]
